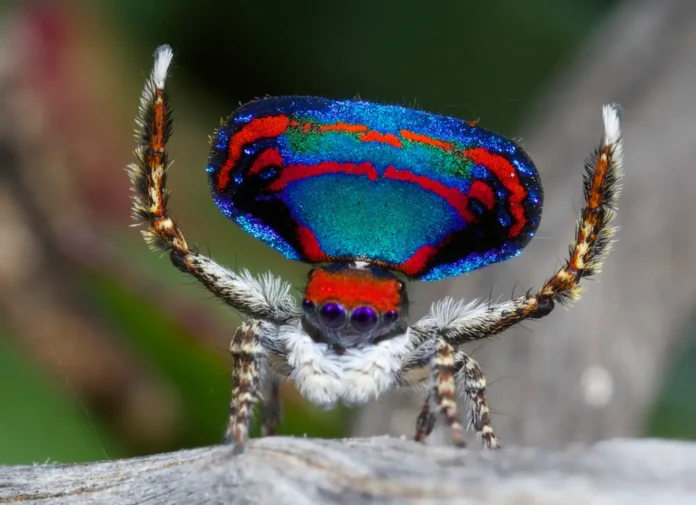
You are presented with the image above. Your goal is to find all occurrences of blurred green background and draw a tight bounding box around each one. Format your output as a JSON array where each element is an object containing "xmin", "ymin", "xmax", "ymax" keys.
[{"xmin": 0, "ymin": 0, "xmax": 693, "ymax": 466}]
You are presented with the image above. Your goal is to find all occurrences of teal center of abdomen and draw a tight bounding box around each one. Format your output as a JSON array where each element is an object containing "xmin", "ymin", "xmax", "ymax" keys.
[{"xmin": 281, "ymin": 173, "xmax": 463, "ymax": 264}]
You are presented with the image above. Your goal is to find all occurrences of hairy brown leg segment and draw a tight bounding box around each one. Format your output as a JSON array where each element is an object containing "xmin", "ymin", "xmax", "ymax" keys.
[
  {"xmin": 409, "ymin": 106, "xmax": 624, "ymax": 348},
  {"xmin": 127, "ymin": 47, "xmax": 188, "ymax": 260},
  {"xmin": 407, "ymin": 106, "xmax": 623, "ymax": 449},
  {"xmin": 128, "ymin": 47, "xmax": 298, "ymax": 324},
  {"xmin": 226, "ymin": 320, "xmax": 265, "ymax": 453},
  {"xmin": 413, "ymin": 348, "xmax": 499, "ymax": 449},
  {"xmin": 432, "ymin": 339, "xmax": 466, "ymax": 447},
  {"xmin": 458, "ymin": 352, "xmax": 499, "ymax": 449}
]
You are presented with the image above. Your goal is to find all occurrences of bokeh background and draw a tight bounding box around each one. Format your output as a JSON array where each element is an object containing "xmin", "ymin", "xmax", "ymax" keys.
[{"xmin": 1, "ymin": 0, "xmax": 695, "ymax": 465}]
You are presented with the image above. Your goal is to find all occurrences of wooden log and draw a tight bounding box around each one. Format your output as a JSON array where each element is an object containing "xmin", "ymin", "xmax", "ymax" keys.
[{"xmin": 1, "ymin": 437, "xmax": 695, "ymax": 504}]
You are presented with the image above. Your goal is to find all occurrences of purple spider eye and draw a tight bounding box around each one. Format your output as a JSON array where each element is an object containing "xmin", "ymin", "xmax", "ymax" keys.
[
  {"xmin": 302, "ymin": 298, "xmax": 315, "ymax": 313},
  {"xmin": 383, "ymin": 309, "xmax": 399, "ymax": 324},
  {"xmin": 319, "ymin": 302, "xmax": 346, "ymax": 328},
  {"xmin": 351, "ymin": 306, "xmax": 378, "ymax": 332}
]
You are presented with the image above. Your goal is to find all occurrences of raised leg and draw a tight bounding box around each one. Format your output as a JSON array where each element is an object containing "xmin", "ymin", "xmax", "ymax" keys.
[
  {"xmin": 408, "ymin": 105, "xmax": 622, "ymax": 448},
  {"xmin": 226, "ymin": 320, "xmax": 267, "ymax": 452},
  {"xmin": 410, "ymin": 104, "xmax": 624, "ymax": 348},
  {"xmin": 126, "ymin": 45, "xmax": 298, "ymax": 324}
]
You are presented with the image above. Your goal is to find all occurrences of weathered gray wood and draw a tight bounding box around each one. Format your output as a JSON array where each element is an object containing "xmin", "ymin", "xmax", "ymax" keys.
[{"xmin": 1, "ymin": 437, "xmax": 695, "ymax": 504}]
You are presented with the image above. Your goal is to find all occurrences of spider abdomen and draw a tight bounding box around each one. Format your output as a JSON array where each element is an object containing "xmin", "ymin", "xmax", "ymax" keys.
[{"xmin": 207, "ymin": 97, "xmax": 543, "ymax": 280}]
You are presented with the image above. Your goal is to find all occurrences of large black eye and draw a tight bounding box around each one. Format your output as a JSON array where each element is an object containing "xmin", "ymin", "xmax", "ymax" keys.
[
  {"xmin": 302, "ymin": 299, "xmax": 315, "ymax": 313},
  {"xmin": 319, "ymin": 302, "xmax": 346, "ymax": 328},
  {"xmin": 383, "ymin": 309, "xmax": 399, "ymax": 324},
  {"xmin": 351, "ymin": 306, "xmax": 378, "ymax": 332}
]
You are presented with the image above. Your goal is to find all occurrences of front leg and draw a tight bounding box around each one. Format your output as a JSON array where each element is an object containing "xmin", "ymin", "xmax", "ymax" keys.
[{"xmin": 226, "ymin": 320, "xmax": 274, "ymax": 452}]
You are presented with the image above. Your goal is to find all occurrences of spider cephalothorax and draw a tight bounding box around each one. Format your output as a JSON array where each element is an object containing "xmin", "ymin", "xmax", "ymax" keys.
[
  {"xmin": 301, "ymin": 262, "xmax": 408, "ymax": 351},
  {"xmin": 128, "ymin": 46, "xmax": 624, "ymax": 451}
]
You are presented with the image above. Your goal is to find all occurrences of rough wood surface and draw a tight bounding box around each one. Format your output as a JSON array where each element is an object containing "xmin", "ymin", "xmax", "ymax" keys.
[{"xmin": 1, "ymin": 437, "xmax": 695, "ymax": 504}]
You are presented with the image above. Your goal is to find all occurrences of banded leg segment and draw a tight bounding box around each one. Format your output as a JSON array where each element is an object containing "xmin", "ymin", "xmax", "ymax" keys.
[
  {"xmin": 226, "ymin": 320, "xmax": 267, "ymax": 451},
  {"xmin": 457, "ymin": 352, "xmax": 499, "ymax": 449},
  {"xmin": 430, "ymin": 339, "xmax": 466, "ymax": 447},
  {"xmin": 411, "ymin": 344, "xmax": 499, "ymax": 449},
  {"xmin": 410, "ymin": 104, "xmax": 624, "ymax": 348},
  {"xmin": 126, "ymin": 45, "xmax": 297, "ymax": 324}
]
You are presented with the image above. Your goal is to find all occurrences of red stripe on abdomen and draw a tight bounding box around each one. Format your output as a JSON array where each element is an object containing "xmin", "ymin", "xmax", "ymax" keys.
[
  {"xmin": 265, "ymin": 162, "xmax": 493, "ymax": 225},
  {"xmin": 400, "ymin": 130, "xmax": 453, "ymax": 151},
  {"xmin": 359, "ymin": 131, "xmax": 403, "ymax": 148},
  {"xmin": 463, "ymin": 148, "xmax": 527, "ymax": 237},
  {"xmin": 400, "ymin": 245, "xmax": 438, "ymax": 277},
  {"xmin": 248, "ymin": 148, "xmax": 284, "ymax": 177},
  {"xmin": 266, "ymin": 162, "xmax": 379, "ymax": 192},
  {"xmin": 216, "ymin": 115, "xmax": 289, "ymax": 191},
  {"xmin": 469, "ymin": 180, "xmax": 495, "ymax": 210},
  {"xmin": 383, "ymin": 166, "xmax": 476, "ymax": 223},
  {"xmin": 296, "ymin": 225, "xmax": 326, "ymax": 262},
  {"xmin": 319, "ymin": 122, "xmax": 369, "ymax": 133}
]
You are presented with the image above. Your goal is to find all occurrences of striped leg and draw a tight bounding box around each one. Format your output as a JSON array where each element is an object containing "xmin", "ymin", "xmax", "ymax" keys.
[
  {"xmin": 458, "ymin": 352, "xmax": 499, "ymax": 450},
  {"xmin": 409, "ymin": 344, "xmax": 498, "ymax": 449},
  {"xmin": 409, "ymin": 104, "xmax": 624, "ymax": 349},
  {"xmin": 431, "ymin": 339, "xmax": 466, "ymax": 447},
  {"xmin": 226, "ymin": 320, "xmax": 266, "ymax": 453},
  {"xmin": 127, "ymin": 45, "xmax": 298, "ymax": 325}
]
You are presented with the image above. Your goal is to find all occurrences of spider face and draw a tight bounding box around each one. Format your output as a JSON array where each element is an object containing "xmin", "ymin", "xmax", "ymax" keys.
[
  {"xmin": 131, "ymin": 45, "xmax": 623, "ymax": 451},
  {"xmin": 301, "ymin": 262, "xmax": 408, "ymax": 350}
]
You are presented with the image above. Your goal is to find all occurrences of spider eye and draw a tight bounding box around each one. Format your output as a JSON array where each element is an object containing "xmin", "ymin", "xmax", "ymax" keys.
[
  {"xmin": 302, "ymin": 298, "xmax": 315, "ymax": 313},
  {"xmin": 319, "ymin": 302, "xmax": 346, "ymax": 328},
  {"xmin": 383, "ymin": 309, "xmax": 399, "ymax": 324},
  {"xmin": 351, "ymin": 306, "xmax": 378, "ymax": 332}
]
